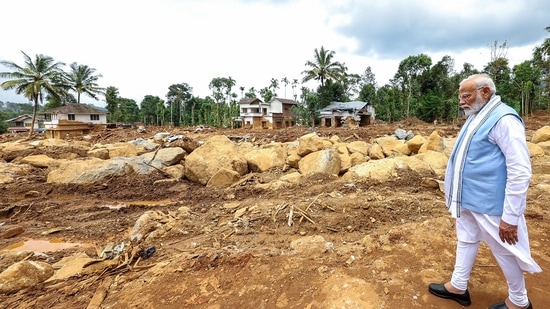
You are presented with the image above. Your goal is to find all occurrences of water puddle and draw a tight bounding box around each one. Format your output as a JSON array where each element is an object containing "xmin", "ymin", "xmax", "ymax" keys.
[{"xmin": 2, "ymin": 238, "xmax": 84, "ymax": 252}]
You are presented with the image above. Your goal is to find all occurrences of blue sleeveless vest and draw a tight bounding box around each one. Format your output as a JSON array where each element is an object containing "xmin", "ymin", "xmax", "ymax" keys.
[{"xmin": 459, "ymin": 103, "xmax": 522, "ymax": 215}]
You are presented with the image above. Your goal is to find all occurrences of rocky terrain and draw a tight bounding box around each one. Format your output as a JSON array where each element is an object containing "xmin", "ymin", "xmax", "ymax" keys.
[{"xmin": 1, "ymin": 113, "xmax": 549, "ymax": 309}]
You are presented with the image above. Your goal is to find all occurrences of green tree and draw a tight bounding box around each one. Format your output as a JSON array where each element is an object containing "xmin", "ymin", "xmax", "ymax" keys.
[
  {"xmin": 484, "ymin": 44, "xmax": 515, "ymax": 109},
  {"xmin": 357, "ymin": 67, "xmax": 378, "ymax": 105},
  {"xmin": 302, "ymin": 46, "xmax": 346, "ymax": 89},
  {"xmin": 302, "ymin": 46, "xmax": 346, "ymax": 125},
  {"xmin": 291, "ymin": 79, "xmax": 299, "ymax": 101},
  {"xmin": 270, "ymin": 78, "xmax": 279, "ymax": 98},
  {"xmin": 259, "ymin": 87, "xmax": 274, "ymax": 103},
  {"xmin": 512, "ymin": 61, "xmax": 540, "ymax": 116},
  {"xmin": 393, "ymin": 54, "xmax": 432, "ymax": 119},
  {"xmin": 341, "ymin": 73, "xmax": 361, "ymax": 100},
  {"xmin": 0, "ymin": 51, "xmax": 65, "ymax": 137},
  {"xmin": 320, "ymin": 80, "xmax": 347, "ymax": 106},
  {"xmin": 533, "ymin": 26, "xmax": 550, "ymax": 112},
  {"xmin": 0, "ymin": 110, "xmax": 11, "ymax": 133},
  {"xmin": 192, "ymin": 96, "xmax": 216, "ymax": 126},
  {"xmin": 166, "ymin": 83, "xmax": 193, "ymax": 126},
  {"xmin": 245, "ymin": 87, "xmax": 257, "ymax": 98},
  {"xmin": 105, "ymin": 86, "xmax": 120, "ymax": 123},
  {"xmin": 418, "ymin": 55, "xmax": 456, "ymax": 122},
  {"xmin": 64, "ymin": 62, "xmax": 105, "ymax": 104},
  {"xmin": 358, "ymin": 83, "xmax": 376, "ymax": 105},
  {"xmin": 43, "ymin": 92, "xmax": 76, "ymax": 110},
  {"xmin": 486, "ymin": 40, "xmax": 509, "ymax": 86},
  {"xmin": 281, "ymin": 77, "xmax": 289, "ymax": 98},
  {"xmin": 303, "ymin": 90, "xmax": 320, "ymax": 127},
  {"xmin": 209, "ymin": 77, "xmax": 236, "ymax": 127},
  {"xmin": 140, "ymin": 95, "xmax": 164, "ymax": 125},
  {"xmin": 119, "ymin": 98, "xmax": 140, "ymax": 124}
]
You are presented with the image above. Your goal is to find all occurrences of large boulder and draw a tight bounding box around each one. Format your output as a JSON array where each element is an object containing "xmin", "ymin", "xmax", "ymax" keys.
[
  {"xmin": 297, "ymin": 133, "xmax": 325, "ymax": 156},
  {"xmin": 419, "ymin": 131, "xmax": 444, "ymax": 153},
  {"xmin": 527, "ymin": 142, "xmax": 545, "ymax": 157},
  {"xmin": 20, "ymin": 154, "xmax": 62, "ymax": 168},
  {"xmin": 0, "ymin": 260, "xmax": 54, "ymax": 294},
  {"xmin": 47, "ymin": 158, "xmax": 133, "ymax": 184},
  {"xmin": 244, "ymin": 144, "xmax": 287, "ymax": 172},
  {"xmin": 184, "ymin": 135, "xmax": 248, "ymax": 185},
  {"xmin": 531, "ymin": 125, "xmax": 550, "ymax": 144},
  {"xmin": 415, "ymin": 150, "xmax": 449, "ymax": 177},
  {"xmin": 298, "ymin": 149, "xmax": 341, "ymax": 176},
  {"xmin": 0, "ymin": 163, "xmax": 33, "ymax": 184},
  {"xmin": 342, "ymin": 158, "xmax": 399, "ymax": 181}
]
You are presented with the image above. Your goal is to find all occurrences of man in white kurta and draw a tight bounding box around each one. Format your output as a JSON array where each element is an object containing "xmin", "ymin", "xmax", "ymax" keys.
[{"xmin": 428, "ymin": 74, "xmax": 541, "ymax": 309}]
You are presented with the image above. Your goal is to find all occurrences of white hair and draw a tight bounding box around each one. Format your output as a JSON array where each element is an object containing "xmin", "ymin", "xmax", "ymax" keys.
[{"xmin": 460, "ymin": 74, "xmax": 496, "ymax": 95}]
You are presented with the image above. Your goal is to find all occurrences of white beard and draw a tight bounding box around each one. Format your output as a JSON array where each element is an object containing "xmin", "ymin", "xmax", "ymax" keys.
[{"xmin": 462, "ymin": 97, "xmax": 485, "ymax": 117}]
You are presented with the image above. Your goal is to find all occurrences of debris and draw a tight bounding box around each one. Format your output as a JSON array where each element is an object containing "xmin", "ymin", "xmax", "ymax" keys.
[
  {"xmin": 86, "ymin": 276, "xmax": 113, "ymax": 309},
  {"xmin": 40, "ymin": 227, "xmax": 73, "ymax": 235},
  {"xmin": 288, "ymin": 205, "xmax": 294, "ymax": 227},
  {"xmin": 140, "ymin": 246, "xmax": 156, "ymax": 259},
  {"xmin": 345, "ymin": 255, "xmax": 355, "ymax": 267},
  {"xmin": 99, "ymin": 242, "xmax": 125, "ymax": 259},
  {"xmin": 167, "ymin": 135, "xmax": 183, "ymax": 143}
]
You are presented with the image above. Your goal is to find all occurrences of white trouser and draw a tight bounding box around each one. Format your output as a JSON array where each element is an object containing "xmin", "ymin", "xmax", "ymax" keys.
[
  {"xmin": 449, "ymin": 209, "xmax": 538, "ymax": 307},
  {"xmin": 450, "ymin": 239, "xmax": 528, "ymax": 307}
]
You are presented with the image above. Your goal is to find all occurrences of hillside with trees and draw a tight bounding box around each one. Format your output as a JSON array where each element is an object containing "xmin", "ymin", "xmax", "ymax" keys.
[{"xmin": 1, "ymin": 27, "xmax": 549, "ymax": 135}]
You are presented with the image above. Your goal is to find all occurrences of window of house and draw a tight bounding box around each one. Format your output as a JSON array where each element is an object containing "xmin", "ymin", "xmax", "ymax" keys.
[
  {"xmin": 44, "ymin": 114, "xmax": 51, "ymax": 121},
  {"xmin": 90, "ymin": 114, "xmax": 99, "ymax": 121},
  {"xmin": 68, "ymin": 114, "xmax": 75, "ymax": 120},
  {"xmin": 24, "ymin": 122, "xmax": 32, "ymax": 127}
]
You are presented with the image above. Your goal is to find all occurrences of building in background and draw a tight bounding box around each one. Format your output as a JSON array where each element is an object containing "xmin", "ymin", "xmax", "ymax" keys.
[
  {"xmin": 319, "ymin": 101, "xmax": 375, "ymax": 128},
  {"xmin": 41, "ymin": 104, "xmax": 107, "ymax": 138},
  {"xmin": 4, "ymin": 114, "xmax": 44, "ymax": 133},
  {"xmin": 235, "ymin": 97, "xmax": 297, "ymax": 129}
]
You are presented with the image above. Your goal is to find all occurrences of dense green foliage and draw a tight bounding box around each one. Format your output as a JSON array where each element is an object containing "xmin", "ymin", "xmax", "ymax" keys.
[{"xmin": 2, "ymin": 29, "xmax": 550, "ymax": 129}]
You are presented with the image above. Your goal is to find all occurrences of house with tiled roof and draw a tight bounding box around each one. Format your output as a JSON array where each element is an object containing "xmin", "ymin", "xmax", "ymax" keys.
[
  {"xmin": 41, "ymin": 103, "xmax": 108, "ymax": 138},
  {"xmin": 235, "ymin": 97, "xmax": 297, "ymax": 129},
  {"xmin": 4, "ymin": 114, "xmax": 44, "ymax": 133}
]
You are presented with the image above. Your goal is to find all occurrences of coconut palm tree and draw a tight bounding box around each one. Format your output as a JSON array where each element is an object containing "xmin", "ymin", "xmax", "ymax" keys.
[
  {"xmin": 0, "ymin": 51, "xmax": 66, "ymax": 137},
  {"xmin": 301, "ymin": 46, "xmax": 347, "ymax": 125},
  {"xmin": 301, "ymin": 46, "xmax": 346, "ymax": 88},
  {"xmin": 65, "ymin": 62, "xmax": 105, "ymax": 104}
]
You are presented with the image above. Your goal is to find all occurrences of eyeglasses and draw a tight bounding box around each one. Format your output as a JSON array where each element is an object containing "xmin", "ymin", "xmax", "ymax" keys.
[{"xmin": 458, "ymin": 86, "xmax": 484, "ymax": 100}]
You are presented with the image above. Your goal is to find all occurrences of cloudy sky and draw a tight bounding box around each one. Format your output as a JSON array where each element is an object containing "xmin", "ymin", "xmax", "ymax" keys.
[{"xmin": 1, "ymin": 0, "xmax": 549, "ymax": 107}]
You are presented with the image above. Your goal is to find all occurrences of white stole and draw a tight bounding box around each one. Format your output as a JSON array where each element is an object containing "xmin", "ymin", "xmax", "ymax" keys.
[{"xmin": 447, "ymin": 95, "xmax": 502, "ymax": 218}]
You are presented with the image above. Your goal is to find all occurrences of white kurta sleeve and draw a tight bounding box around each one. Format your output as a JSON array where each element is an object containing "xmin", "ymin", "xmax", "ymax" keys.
[{"xmin": 488, "ymin": 115, "xmax": 532, "ymax": 225}]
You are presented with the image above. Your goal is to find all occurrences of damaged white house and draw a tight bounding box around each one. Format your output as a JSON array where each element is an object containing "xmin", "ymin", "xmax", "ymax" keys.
[{"xmin": 319, "ymin": 101, "xmax": 375, "ymax": 128}]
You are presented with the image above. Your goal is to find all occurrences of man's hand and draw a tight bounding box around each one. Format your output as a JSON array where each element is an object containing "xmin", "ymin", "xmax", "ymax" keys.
[{"xmin": 499, "ymin": 220, "xmax": 519, "ymax": 245}]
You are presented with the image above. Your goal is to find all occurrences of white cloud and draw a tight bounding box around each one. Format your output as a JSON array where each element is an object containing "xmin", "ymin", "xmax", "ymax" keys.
[{"xmin": 1, "ymin": 0, "xmax": 548, "ymax": 107}]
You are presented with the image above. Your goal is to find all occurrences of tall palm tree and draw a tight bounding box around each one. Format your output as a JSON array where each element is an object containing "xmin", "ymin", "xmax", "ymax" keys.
[
  {"xmin": 0, "ymin": 51, "xmax": 66, "ymax": 137},
  {"xmin": 301, "ymin": 46, "xmax": 346, "ymax": 88},
  {"xmin": 301, "ymin": 46, "xmax": 347, "ymax": 125},
  {"xmin": 281, "ymin": 77, "xmax": 289, "ymax": 98},
  {"xmin": 65, "ymin": 62, "xmax": 105, "ymax": 104}
]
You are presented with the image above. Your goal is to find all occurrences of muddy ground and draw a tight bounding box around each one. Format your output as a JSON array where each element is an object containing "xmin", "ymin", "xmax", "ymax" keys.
[{"xmin": 0, "ymin": 112, "xmax": 549, "ymax": 309}]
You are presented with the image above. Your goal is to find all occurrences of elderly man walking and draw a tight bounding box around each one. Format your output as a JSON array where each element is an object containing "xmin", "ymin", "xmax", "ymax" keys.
[{"xmin": 428, "ymin": 74, "xmax": 541, "ymax": 309}]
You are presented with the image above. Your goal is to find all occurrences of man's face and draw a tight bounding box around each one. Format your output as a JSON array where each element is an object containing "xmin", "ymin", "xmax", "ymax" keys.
[
  {"xmin": 462, "ymin": 95, "xmax": 485, "ymax": 117},
  {"xmin": 458, "ymin": 82, "xmax": 485, "ymax": 116}
]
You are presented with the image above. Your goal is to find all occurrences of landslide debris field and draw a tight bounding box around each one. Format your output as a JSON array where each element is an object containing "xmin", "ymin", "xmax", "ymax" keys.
[{"xmin": 1, "ymin": 113, "xmax": 549, "ymax": 309}]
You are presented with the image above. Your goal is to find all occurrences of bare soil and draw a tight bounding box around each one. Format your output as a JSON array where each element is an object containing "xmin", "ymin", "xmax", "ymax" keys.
[{"xmin": 1, "ymin": 112, "xmax": 549, "ymax": 309}]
